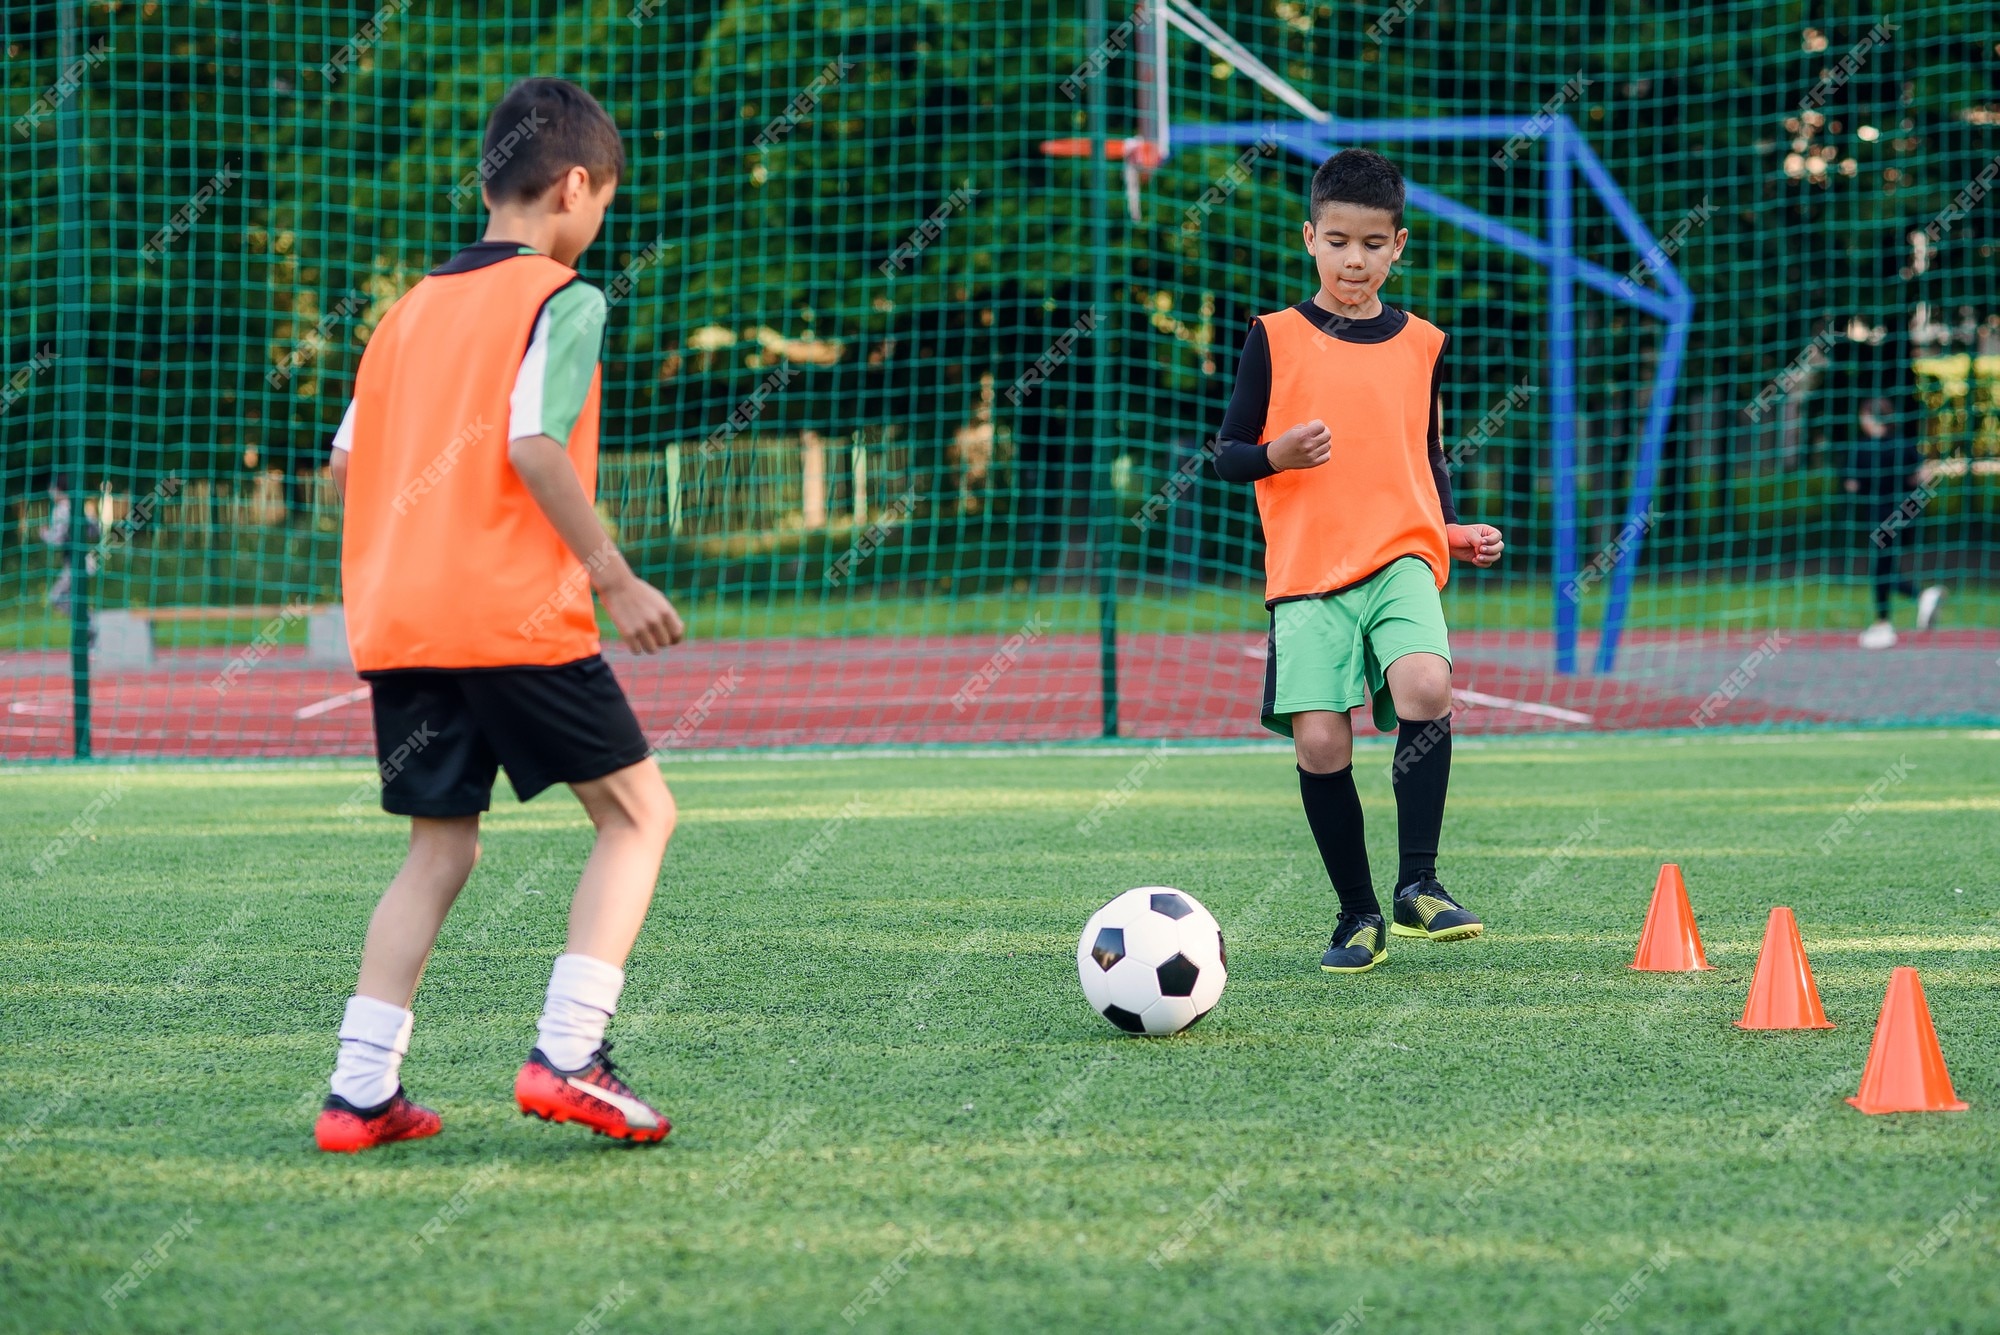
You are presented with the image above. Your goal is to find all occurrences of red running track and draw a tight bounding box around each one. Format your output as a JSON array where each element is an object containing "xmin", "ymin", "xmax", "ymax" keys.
[{"xmin": 0, "ymin": 630, "xmax": 1869, "ymax": 761}]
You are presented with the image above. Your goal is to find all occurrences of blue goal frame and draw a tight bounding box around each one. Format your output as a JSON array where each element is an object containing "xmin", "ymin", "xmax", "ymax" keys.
[{"xmin": 1171, "ymin": 116, "xmax": 1694, "ymax": 675}]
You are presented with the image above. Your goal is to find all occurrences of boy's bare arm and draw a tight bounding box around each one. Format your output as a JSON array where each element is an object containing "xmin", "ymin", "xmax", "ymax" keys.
[
  {"xmin": 331, "ymin": 448, "xmax": 348, "ymax": 501},
  {"xmin": 507, "ymin": 432, "xmax": 685, "ymax": 652}
]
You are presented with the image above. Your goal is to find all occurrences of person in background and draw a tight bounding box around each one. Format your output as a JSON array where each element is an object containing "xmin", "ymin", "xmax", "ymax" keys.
[
  {"xmin": 1844, "ymin": 395, "xmax": 1944, "ymax": 649},
  {"xmin": 38, "ymin": 473, "xmax": 99, "ymax": 616}
]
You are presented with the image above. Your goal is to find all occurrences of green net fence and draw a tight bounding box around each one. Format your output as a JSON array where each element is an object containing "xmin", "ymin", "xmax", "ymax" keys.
[{"xmin": 3, "ymin": 0, "xmax": 1996, "ymax": 760}]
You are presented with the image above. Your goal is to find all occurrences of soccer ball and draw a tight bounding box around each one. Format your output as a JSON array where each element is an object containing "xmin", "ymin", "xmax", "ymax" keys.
[{"xmin": 1076, "ymin": 886, "xmax": 1226, "ymax": 1036}]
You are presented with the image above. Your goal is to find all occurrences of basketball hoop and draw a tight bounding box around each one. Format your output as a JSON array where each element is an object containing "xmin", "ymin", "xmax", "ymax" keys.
[
  {"xmin": 1037, "ymin": 135, "xmax": 1163, "ymax": 221},
  {"xmin": 1035, "ymin": 137, "xmax": 1164, "ymax": 169},
  {"xmin": 1036, "ymin": 0, "xmax": 1327, "ymax": 221}
]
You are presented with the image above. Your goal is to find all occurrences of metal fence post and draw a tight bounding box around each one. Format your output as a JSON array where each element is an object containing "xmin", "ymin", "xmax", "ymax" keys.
[
  {"xmin": 57, "ymin": 0, "xmax": 91, "ymax": 757},
  {"xmin": 1086, "ymin": 0, "xmax": 1119, "ymax": 738}
]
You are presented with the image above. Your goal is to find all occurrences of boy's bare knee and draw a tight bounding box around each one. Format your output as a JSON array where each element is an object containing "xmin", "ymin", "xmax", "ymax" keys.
[
  {"xmin": 411, "ymin": 816, "xmax": 480, "ymax": 867},
  {"xmin": 1387, "ymin": 655, "xmax": 1454, "ymax": 720},
  {"xmin": 1291, "ymin": 714, "xmax": 1353, "ymax": 773},
  {"xmin": 1399, "ymin": 687, "xmax": 1452, "ymax": 720},
  {"xmin": 444, "ymin": 839, "xmax": 480, "ymax": 882},
  {"xmin": 637, "ymin": 778, "xmax": 676, "ymax": 844},
  {"xmin": 1296, "ymin": 737, "xmax": 1353, "ymax": 773},
  {"xmin": 584, "ymin": 763, "xmax": 674, "ymax": 844}
]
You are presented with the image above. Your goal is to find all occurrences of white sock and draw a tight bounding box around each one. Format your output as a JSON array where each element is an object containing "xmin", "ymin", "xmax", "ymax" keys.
[
  {"xmin": 329, "ymin": 995, "xmax": 413, "ymax": 1109},
  {"xmin": 537, "ymin": 953, "xmax": 625, "ymax": 1071}
]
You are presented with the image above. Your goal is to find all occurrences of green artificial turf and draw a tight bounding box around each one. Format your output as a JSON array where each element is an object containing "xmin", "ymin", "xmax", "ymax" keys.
[{"xmin": 3, "ymin": 733, "xmax": 1998, "ymax": 1333}]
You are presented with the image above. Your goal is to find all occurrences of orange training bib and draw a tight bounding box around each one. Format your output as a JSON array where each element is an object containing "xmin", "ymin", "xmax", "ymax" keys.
[
  {"xmin": 341, "ymin": 254, "xmax": 602, "ymax": 671},
  {"xmin": 1252, "ymin": 306, "xmax": 1449, "ymax": 603}
]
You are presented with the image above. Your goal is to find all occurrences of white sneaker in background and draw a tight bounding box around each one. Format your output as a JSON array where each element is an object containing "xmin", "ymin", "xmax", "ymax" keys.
[
  {"xmin": 1859, "ymin": 620, "xmax": 1898, "ymax": 650},
  {"xmin": 1916, "ymin": 585, "xmax": 1946, "ymax": 631}
]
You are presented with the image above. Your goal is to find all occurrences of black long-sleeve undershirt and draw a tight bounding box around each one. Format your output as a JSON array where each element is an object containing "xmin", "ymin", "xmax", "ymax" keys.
[{"xmin": 1212, "ymin": 301, "xmax": 1457, "ymax": 525}]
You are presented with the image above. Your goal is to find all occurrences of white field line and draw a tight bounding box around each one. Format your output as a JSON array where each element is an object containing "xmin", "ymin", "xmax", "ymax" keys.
[
  {"xmin": 1243, "ymin": 645, "xmax": 1595, "ymax": 724},
  {"xmin": 1454, "ymin": 689, "xmax": 1595, "ymax": 725},
  {"xmin": 295, "ymin": 685, "xmax": 372, "ymax": 720}
]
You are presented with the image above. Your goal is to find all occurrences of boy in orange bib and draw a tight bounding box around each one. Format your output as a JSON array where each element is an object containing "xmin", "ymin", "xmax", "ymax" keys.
[
  {"xmin": 315, "ymin": 79, "xmax": 684, "ymax": 1150},
  {"xmin": 1213, "ymin": 149, "xmax": 1505, "ymax": 973}
]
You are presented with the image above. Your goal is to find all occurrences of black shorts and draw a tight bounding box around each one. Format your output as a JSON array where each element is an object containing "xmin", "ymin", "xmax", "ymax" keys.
[{"xmin": 365, "ymin": 655, "xmax": 652, "ymax": 817}]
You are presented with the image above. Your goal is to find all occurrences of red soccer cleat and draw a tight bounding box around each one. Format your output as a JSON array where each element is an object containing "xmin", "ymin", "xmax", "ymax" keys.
[
  {"xmin": 514, "ymin": 1043, "xmax": 670, "ymax": 1144},
  {"xmin": 314, "ymin": 1087, "xmax": 442, "ymax": 1153}
]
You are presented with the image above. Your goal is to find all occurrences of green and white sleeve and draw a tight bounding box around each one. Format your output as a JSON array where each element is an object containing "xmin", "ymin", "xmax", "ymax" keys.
[
  {"xmin": 331, "ymin": 398, "xmax": 356, "ymax": 453},
  {"xmin": 509, "ymin": 280, "xmax": 607, "ymax": 446}
]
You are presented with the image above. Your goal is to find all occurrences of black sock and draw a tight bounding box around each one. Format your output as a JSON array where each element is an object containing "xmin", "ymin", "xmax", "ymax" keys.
[
  {"xmin": 1391, "ymin": 714, "xmax": 1452, "ymax": 891},
  {"xmin": 1297, "ymin": 765, "xmax": 1379, "ymax": 919}
]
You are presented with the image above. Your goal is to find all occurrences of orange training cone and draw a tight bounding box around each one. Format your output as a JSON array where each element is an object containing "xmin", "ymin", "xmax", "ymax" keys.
[
  {"xmin": 1629, "ymin": 863, "xmax": 1712, "ymax": 972},
  {"xmin": 1847, "ymin": 967, "xmax": 1968, "ymax": 1114},
  {"xmin": 1735, "ymin": 907, "xmax": 1835, "ymax": 1030}
]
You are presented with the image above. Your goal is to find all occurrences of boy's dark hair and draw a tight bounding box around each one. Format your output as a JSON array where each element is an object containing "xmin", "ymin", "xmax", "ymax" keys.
[
  {"xmin": 1309, "ymin": 148, "xmax": 1405, "ymax": 230},
  {"xmin": 481, "ymin": 77, "xmax": 625, "ymax": 204}
]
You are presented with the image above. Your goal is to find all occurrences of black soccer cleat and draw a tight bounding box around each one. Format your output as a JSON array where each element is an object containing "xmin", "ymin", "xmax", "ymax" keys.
[
  {"xmin": 1320, "ymin": 912, "xmax": 1387, "ymax": 973},
  {"xmin": 1391, "ymin": 878, "xmax": 1483, "ymax": 942}
]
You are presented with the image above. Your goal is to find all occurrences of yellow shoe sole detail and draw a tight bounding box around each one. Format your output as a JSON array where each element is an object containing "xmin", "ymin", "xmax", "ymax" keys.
[{"xmin": 1393, "ymin": 920, "xmax": 1483, "ymax": 941}]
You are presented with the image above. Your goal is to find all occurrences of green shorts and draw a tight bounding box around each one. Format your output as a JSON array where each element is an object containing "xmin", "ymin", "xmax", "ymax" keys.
[{"xmin": 1261, "ymin": 556, "xmax": 1453, "ymax": 737}]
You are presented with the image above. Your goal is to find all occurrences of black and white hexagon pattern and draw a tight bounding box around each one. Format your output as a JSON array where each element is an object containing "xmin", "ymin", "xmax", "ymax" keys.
[{"xmin": 1076, "ymin": 886, "xmax": 1227, "ymax": 1036}]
